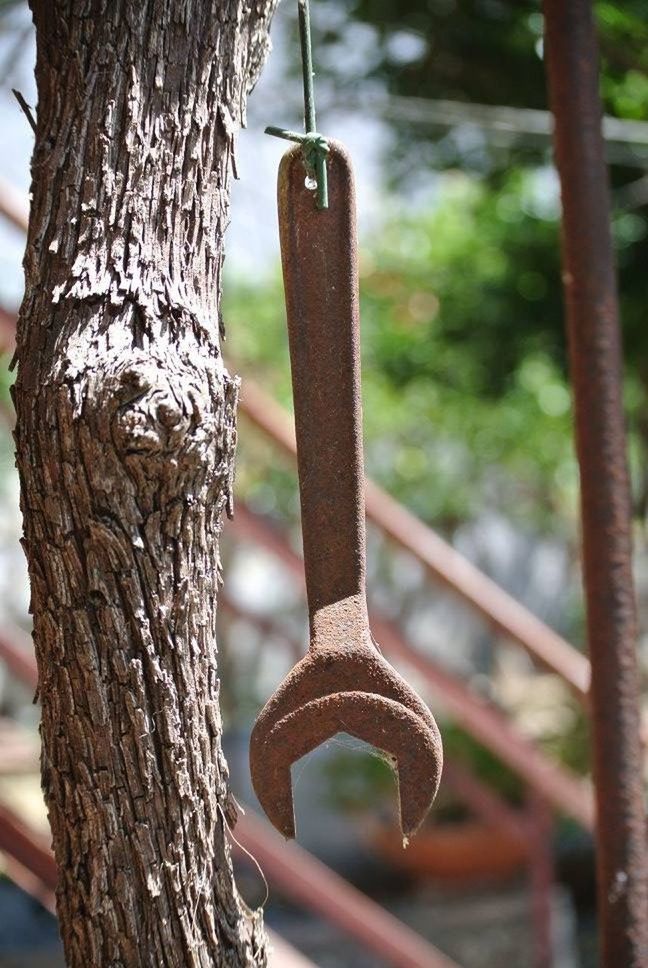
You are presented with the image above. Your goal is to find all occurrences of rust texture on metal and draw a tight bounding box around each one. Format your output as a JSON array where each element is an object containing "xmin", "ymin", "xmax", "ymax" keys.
[
  {"xmin": 233, "ymin": 588, "xmax": 539, "ymax": 843},
  {"xmin": 544, "ymin": 1, "xmax": 648, "ymax": 964},
  {"xmin": 250, "ymin": 143, "xmax": 442, "ymax": 839},
  {"xmin": 278, "ymin": 142, "xmax": 365, "ymax": 615},
  {"xmin": 237, "ymin": 498, "xmax": 594, "ymax": 830},
  {"xmin": 239, "ymin": 377, "xmax": 591, "ymax": 699}
]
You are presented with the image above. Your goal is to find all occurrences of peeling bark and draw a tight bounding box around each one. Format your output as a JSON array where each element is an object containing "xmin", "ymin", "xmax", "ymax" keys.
[{"xmin": 14, "ymin": 2, "xmax": 278, "ymax": 965}]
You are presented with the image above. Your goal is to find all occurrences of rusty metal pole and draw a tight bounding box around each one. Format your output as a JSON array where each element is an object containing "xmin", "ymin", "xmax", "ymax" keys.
[
  {"xmin": 526, "ymin": 794, "xmax": 554, "ymax": 968},
  {"xmin": 543, "ymin": 2, "xmax": 648, "ymax": 965}
]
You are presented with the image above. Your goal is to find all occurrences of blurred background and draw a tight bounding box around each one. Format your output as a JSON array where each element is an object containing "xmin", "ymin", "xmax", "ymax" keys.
[{"xmin": 0, "ymin": 1, "xmax": 647, "ymax": 966}]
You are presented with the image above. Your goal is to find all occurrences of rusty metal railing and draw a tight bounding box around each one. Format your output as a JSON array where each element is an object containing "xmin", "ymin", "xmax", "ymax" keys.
[
  {"xmin": 236, "ymin": 808, "xmax": 459, "ymax": 968},
  {"xmin": 544, "ymin": 2, "xmax": 648, "ymax": 964}
]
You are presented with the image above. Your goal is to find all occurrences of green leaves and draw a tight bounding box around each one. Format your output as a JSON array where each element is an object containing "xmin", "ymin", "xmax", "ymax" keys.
[
  {"xmin": 224, "ymin": 165, "xmax": 647, "ymax": 535},
  {"xmin": 226, "ymin": 170, "xmax": 579, "ymax": 532}
]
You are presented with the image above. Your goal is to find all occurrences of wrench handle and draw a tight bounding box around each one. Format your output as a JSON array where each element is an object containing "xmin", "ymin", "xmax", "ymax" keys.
[{"xmin": 278, "ymin": 142, "xmax": 367, "ymax": 620}]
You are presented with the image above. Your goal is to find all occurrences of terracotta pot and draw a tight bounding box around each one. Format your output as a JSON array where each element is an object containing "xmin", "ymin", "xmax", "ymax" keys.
[{"xmin": 369, "ymin": 819, "xmax": 528, "ymax": 883}]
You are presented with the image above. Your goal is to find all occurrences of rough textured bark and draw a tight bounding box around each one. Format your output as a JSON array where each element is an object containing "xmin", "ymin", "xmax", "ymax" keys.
[{"xmin": 14, "ymin": 2, "xmax": 278, "ymax": 965}]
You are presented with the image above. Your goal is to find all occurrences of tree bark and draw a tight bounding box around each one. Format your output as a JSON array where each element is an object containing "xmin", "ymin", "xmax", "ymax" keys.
[{"xmin": 14, "ymin": 2, "xmax": 278, "ymax": 965}]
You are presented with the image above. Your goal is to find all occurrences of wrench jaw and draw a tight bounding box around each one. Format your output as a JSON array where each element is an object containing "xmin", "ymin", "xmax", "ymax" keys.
[
  {"xmin": 250, "ymin": 643, "xmax": 438, "ymax": 741},
  {"xmin": 249, "ymin": 757, "xmax": 296, "ymax": 840},
  {"xmin": 250, "ymin": 691, "xmax": 443, "ymax": 840}
]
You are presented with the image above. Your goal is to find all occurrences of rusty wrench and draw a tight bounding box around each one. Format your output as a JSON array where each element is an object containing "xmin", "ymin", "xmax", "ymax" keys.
[{"xmin": 249, "ymin": 142, "xmax": 443, "ymax": 840}]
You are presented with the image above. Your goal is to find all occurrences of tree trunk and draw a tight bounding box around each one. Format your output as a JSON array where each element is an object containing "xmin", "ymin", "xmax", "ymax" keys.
[{"xmin": 14, "ymin": 2, "xmax": 278, "ymax": 965}]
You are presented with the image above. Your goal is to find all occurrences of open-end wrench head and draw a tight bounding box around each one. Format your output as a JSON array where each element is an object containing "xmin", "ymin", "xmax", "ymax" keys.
[
  {"xmin": 251, "ymin": 641, "xmax": 438, "ymax": 742},
  {"xmin": 250, "ymin": 691, "xmax": 442, "ymax": 839}
]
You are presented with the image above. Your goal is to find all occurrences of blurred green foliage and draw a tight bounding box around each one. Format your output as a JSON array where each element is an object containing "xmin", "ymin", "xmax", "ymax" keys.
[
  {"xmin": 225, "ymin": 167, "xmax": 647, "ymax": 534},
  {"xmin": 320, "ymin": 741, "xmax": 398, "ymax": 815},
  {"xmin": 311, "ymin": 1, "xmax": 648, "ymax": 179},
  {"xmin": 321, "ymin": 0, "xmax": 547, "ymax": 110},
  {"xmin": 320, "ymin": 722, "xmax": 525, "ymax": 824},
  {"xmin": 226, "ymin": 4, "xmax": 648, "ymax": 535},
  {"xmin": 327, "ymin": 0, "xmax": 648, "ymax": 109}
]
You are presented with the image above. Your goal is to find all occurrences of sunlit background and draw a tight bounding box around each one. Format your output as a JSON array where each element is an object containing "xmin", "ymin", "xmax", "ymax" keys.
[{"xmin": 0, "ymin": 2, "xmax": 647, "ymax": 966}]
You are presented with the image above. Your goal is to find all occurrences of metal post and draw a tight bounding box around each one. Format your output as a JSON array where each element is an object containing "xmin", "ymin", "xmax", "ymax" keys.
[
  {"xmin": 543, "ymin": 2, "xmax": 648, "ymax": 965},
  {"xmin": 526, "ymin": 794, "xmax": 554, "ymax": 968}
]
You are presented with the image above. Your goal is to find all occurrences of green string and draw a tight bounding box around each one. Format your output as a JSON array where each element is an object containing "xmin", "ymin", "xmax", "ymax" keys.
[
  {"xmin": 298, "ymin": 0, "xmax": 317, "ymax": 134},
  {"xmin": 265, "ymin": 0, "xmax": 329, "ymax": 209}
]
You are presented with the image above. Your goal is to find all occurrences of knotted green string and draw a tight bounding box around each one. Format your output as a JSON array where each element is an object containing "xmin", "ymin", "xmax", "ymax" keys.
[{"xmin": 265, "ymin": 0, "xmax": 329, "ymax": 209}]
